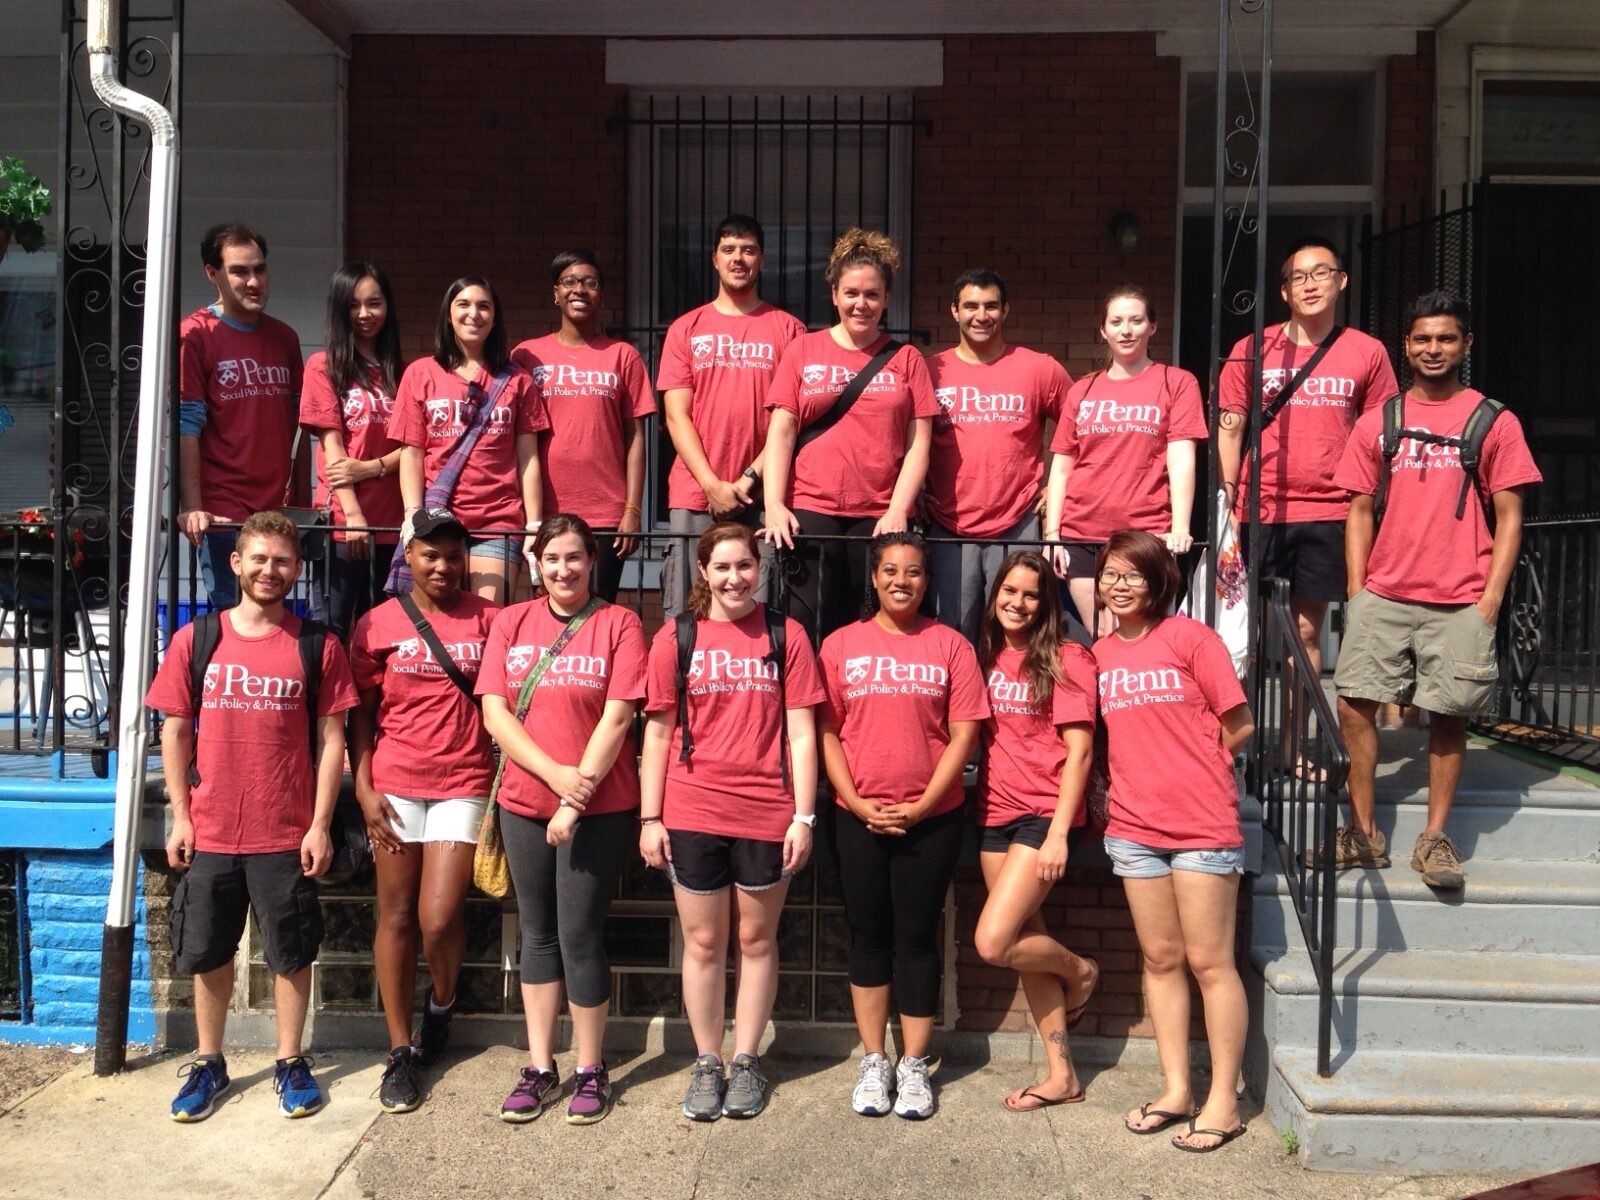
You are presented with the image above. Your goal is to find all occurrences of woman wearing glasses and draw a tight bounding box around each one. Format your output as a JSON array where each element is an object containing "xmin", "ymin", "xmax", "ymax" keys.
[
  {"xmin": 1092, "ymin": 530, "xmax": 1254, "ymax": 1154},
  {"xmin": 1045, "ymin": 286, "xmax": 1206, "ymax": 634},
  {"xmin": 513, "ymin": 251, "xmax": 656, "ymax": 602}
]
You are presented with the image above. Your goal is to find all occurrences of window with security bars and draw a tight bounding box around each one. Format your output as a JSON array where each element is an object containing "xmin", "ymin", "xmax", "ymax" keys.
[{"xmin": 619, "ymin": 92, "xmax": 920, "ymax": 525}]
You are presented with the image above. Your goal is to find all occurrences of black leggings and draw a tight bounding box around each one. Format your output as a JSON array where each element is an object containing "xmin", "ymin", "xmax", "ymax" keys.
[
  {"xmin": 500, "ymin": 807, "xmax": 633, "ymax": 1008},
  {"xmin": 832, "ymin": 804, "xmax": 965, "ymax": 1018},
  {"xmin": 780, "ymin": 510, "xmax": 876, "ymax": 641}
]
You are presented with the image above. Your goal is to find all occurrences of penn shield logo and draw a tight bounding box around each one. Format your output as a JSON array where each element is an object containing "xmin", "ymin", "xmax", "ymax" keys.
[
  {"xmin": 341, "ymin": 389, "xmax": 367, "ymax": 419},
  {"xmin": 202, "ymin": 663, "xmax": 222, "ymax": 697},
  {"xmin": 530, "ymin": 365, "xmax": 553, "ymax": 388},
  {"xmin": 685, "ymin": 652, "xmax": 706, "ymax": 685},
  {"xmin": 216, "ymin": 359, "xmax": 240, "ymax": 388},
  {"xmin": 801, "ymin": 364, "xmax": 828, "ymax": 387},
  {"xmin": 844, "ymin": 655, "xmax": 872, "ymax": 686},
  {"xmin": 935, "ymin": 387, "xmax": 957, "ymax": 413},
  {"xmin": 691, "ymin": 334, "xmax": 715, "ymax": 359},
  {"xmin": 506, "ymin": 645, "xmax": 535, "ymax": 676},
  {"xmin": 395, "ymin": 637, "xmax": 422, "ymax": 662}
]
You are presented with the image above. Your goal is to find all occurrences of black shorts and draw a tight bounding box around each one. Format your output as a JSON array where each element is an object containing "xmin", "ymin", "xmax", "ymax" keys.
[
  {"xmin": 1060, "ymin": 541, "xmax": 1104, "ymax": 581},
  {"xmin": 979, "ymin": 814, "xmax": 1053, "ymax": 853},
  {"xmin": 170, "ymin": 850, "xmax": 324, "ymax": 976},
  {"xmin": 1246, "ymin": 520, "xmax": 1347, "ymax": 603},
  {"xmin": 666, "ymin": 830, "xmax": 787, "ymax": 895}
]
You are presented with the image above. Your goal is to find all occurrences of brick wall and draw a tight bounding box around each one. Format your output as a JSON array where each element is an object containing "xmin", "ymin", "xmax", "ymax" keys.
[{"xmin": 1384, "ymin": 32, "xmax": 1436, "ymax": 221}]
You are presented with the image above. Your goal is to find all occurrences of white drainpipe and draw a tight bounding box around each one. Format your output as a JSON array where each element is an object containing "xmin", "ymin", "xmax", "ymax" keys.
[{"xmin": 88, "ymin": 0, "xmax": 179, "ymax": 1076}]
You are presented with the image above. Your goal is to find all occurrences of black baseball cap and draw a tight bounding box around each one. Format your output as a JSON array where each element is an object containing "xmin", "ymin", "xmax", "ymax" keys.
[{"xmin": 408, "ymin": 507, "xmax": 469, "ymax": 544}]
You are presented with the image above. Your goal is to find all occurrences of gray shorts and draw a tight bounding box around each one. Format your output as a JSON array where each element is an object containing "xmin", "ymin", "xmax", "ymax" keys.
[
  {"xmin": 928, "ymin": 511, "xmax": 1042, "ymax": 643},
  {"xmin": 661, "ymin": 507, "xmax": 770, "ymax": 620},
  {"xmin": 1334, "ymin": 588, "xmax": 1499, "ymax": 717}
]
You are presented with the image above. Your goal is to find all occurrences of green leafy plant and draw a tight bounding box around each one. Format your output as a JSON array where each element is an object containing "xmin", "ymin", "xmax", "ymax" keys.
[
  {"xmin": 1280, "ymin": 1125, "xmax": 1300, "ymax": 1156},
  {"xmin": 0, "ymin": 156, "xmax": 52, "ymax": 255}
]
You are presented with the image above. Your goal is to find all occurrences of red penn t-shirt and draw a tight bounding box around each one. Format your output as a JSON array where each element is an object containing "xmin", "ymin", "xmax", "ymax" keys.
[
  {"xmin": 819, "ymin": 616, "xmax": 991, "ymax": 817},
  {"xmin": 178, "ymin": 307, "xmax": 304, "ymax": 521},
  {"xmin": 299, "ymin": 352, "xmax": 405, "ymax": 543},
  {"xmin": 388, "ymin": 359, "xmax": 549, "ymax": 534},
  {"xmin": 1052, "ymin": 365, "xmax": 1208, "ymax": 542},
  {"xmin": 1218, "ymin": 324, "xmax": 1398, "ymax": 523},
  {"xmin": 512, "ymin": 334, "xmax": 657, "ymax": 527},
  {"xmin": 980, "ymin": 642, "xmax": 1098, "ymax": 828},
  {"xmin": 145, "ymin": 613, "xmax": 359, "ymax": 855},
  {"xmin": 767, "ymin": 331, "xmax": 940, "ymax": 518},
  {"xmin": 348, "ymin": 594, "xmax": 499, "ymax": 800},
  {"xmin": 925, "ymin": 346, "xmax": 1070, "ymax": 538},
  {"xmin": 1335, "ymin": 389, "xmax": 1543, "ymax": 605},
  {"xmin": 1093, "ymin": 615, "xmax": 1247, "ymax": 850},
  {"xmin": 657, "ymin": 303, "xmax": 808, "ymax": 513},
  {"xmin": 475, "ymin": 599, "xmax": 647, "ymax": 821},
  {"xmin": 644, "ymin": 606, "xmax": 826, "ymax": 843}
]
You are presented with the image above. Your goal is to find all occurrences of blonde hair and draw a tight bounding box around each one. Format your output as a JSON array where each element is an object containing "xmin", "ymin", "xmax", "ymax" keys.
[{"xmin": 825, "ymin": 228, "xmax": 901, "ymax": 291}]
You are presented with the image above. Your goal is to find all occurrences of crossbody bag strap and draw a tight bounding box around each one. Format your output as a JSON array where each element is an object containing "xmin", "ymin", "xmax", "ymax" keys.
[
  {"xmin": 795, "ymin": 338, "xmax": 903, "ymax": 453},
  {"xmin": 424, "ymin": 364, "xmax": 518, "ymax": 511},
  {"xmin": 1261, "ymin": 325, "xmax": 1344, "ymax": 426},
  {"xmin": 397, "ymin": 592, "xmax": 477, "ymax": 701}
]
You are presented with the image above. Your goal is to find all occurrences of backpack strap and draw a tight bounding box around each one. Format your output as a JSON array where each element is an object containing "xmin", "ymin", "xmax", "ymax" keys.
[
  {"xmin": 1455, "ymin": 397, "xmax": 1506, "ymax": 523},
  {"xmin": 1261, "ymin": 325, "xmax": 1345, "ymax": 427},
  {"xmin": 397, "ymin": 592, "xmax": 478, "ymax": 701},
  {"xmin": 673, "ymin": 610, "xmax": 698, "ymax": 765},
  {"xmin": 186, "ymin": 612, "xmax": 224, "ymax": 787},
  {"xmin": 762, "ymin": 604, "xmax": 791, "ymax": 791},
  {"xmin": 1373, "ymin": 392, "xmax": 1406, "ymax": 528}
]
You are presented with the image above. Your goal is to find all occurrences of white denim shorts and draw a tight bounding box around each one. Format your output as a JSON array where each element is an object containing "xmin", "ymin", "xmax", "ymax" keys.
[{"xmin": 383, "ymin": 794, "xmax": 490, "ymax": 844}]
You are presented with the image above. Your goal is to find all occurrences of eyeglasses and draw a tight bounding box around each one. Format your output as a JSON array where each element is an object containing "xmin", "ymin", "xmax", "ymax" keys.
[
  {"xmin": 1287, "ymin": 264, "xmax": 1343, "ymax": 286},
  {"xmin": 557, "ymin": 275, "xmax": 601, "ymax": 292},
  {"xmin": 1097, "ymin": 569, "xmax": 1148, "ymax": 589}
]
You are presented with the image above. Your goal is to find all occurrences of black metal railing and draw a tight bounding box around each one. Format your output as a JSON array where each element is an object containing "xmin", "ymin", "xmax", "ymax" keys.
[
  {"xmin": 0, "ymin": 852, "xmax": 23, "ymax": 1021},
  {"xmin": 1253, "ymin": 577, "xmax": 1348, "ymax": 1079},
  {"xmin": 1476, "ymin": 514, "xmax": 1600, "ymax": 765}
]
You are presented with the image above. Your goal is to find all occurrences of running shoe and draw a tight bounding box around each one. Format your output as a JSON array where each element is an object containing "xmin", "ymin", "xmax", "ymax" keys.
[
  {"xmin": 378, "ymin": 1047, "xmax": 421, "ymax": 1114},
  {"xmin": 566, "ymin": 1062, "xmax": 614, "ymax": 1126},
  {"xmin": 273, "ymin": 1055, "xmax": 323, "ymax": 1119},
  {"xmin": 721, "ymin": 1053, "xmax": 769, "ymax": 1119},
  {"xmin": 851, "ymin": 1052, "xmax": 894, "ymax": 1116},
  {"xmin": 681, "ymin": 1054, "xmax": 726, "ymax": 1122},
  {"xmin": 500, "ymin": 1066, "xmax": 560, "ymax": 1123},
  {"xmin": 170, "ymin": 1057, "xmax": 229, "ymax": 1123},
  {"xmin": 413, "ymin": 992, "xmax": 455, "ymax": 1066},
  {"xmin": 893, "ymin": 1055, "xmax": 935, "ymax": 1120}
]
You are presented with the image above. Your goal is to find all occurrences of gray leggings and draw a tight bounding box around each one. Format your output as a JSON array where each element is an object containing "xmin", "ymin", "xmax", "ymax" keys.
[{"xmin": 499, "ymin": 806, "xmax": 634, "ymax": 1008}]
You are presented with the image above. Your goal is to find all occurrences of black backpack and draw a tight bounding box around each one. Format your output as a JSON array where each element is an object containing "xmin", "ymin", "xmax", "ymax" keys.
[
  {"xmin": 186, "ymin": 611, "xmax": 327, "ymax": 787},
  {"xmin": 673, "ymin": 606, "xmax": 790, "ymax": 789},
  {"xmin": 1374, "ymin": 393, "xmax": 1506, "ymax": 529}
]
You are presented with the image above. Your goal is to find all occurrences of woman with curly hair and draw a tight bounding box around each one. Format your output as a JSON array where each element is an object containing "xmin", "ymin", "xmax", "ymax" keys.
[{"xmin": 761, "ymin": 229, "xmax": 938, "ymax": 638}]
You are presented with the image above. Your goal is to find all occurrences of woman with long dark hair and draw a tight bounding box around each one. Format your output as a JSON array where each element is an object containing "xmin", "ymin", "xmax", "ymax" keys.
[
  {"xmin": 479, "ymin": 514, "xmax": 647, "ymax": 1126},
  {"xmin": 389, "ymin": 276, "xmax": 548, "ymax": 605},
  {"xmin": 300, "ymin": 262, "xmax": 406, "ymax": 637},
  {"xmin": 760, "ymin": 229, "xmax": 938, "ymax": 637},
  {"xmin": 1093, "ymin": 530, "xmax": 1254, "ymax": 1153},
  {"xmin": 639, "ymin": 522, "xmax": 823, "ymax": 1122},
  {"xmin": 1045, "ymin": 287, "xmax": 1206, "ymax": 633},
  {"xmin": 818, "ymin": 531, "xmax": 989, "ymax": 1120},
  {"xmin": 972, "ymin": 550, "xmax": 1100, "ymax": 1110},
  {"xmin": 348, "ymin": 510, "xmax": 498, "ymax": 1113}
]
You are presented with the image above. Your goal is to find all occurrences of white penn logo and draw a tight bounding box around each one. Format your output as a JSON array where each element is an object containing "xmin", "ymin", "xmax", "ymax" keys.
[
  {"xmin": 531, "ymin": 365, "xmax": 553, "ymax": 387},
  {"xmin": 802, "ymin": 364, "xmax": 828, "ymax": 387},
  {"xmin": 424, "ymin": 397, "xmax": 453, "ymax": 429},
  {"xmin": 844, "ymin": 655, "xmax": 872, "ymax": 686},
  {"xmin": 686, "ymin": 652, "xmax": 706, "ymax": 685},
  {"xmin": 341, "ymin": 389, "xmax": 367, "ymax": 419},
  {"xmin": 1260, "ymin": 370, "xmax": 1286, "ymax": 399},
  {"xmin": 691, "ymin": 335, "xmax": 715, "ymax": 359},
  {"xmin": 202, "ymin": 663, "xmax": 221, "ymax": 696},
  {"xmin": 216, "ymin": 359, "xmax": 240, "ymax": 388},
  {"xmin": 395, "ymin": 637, "xmax": 421, "ymax": 661},
  {"xmin": 506, "ymin": 645, "xmax": 535, "ymax": 676},
  {"xmin": 936, "ymin": 387, "xmax": 957, "ymax": 412}
]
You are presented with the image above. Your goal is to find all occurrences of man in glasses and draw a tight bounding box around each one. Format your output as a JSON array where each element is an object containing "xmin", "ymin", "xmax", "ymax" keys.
[
  {"xmin": 657, "ymin": 215, "xmax": 806, "ymax": 617},
  {"xmin": 1217, "ymin": 237, "xmax": 1399, "ymax": 732}
]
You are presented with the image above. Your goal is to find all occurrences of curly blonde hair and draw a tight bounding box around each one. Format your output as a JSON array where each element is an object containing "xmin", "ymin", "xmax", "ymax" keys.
[{"xmin": 825, "ymin": 228, "xmax": 901, "ymax": 291}]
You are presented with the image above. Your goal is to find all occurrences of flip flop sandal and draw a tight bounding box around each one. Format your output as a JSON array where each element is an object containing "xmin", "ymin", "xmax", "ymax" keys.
[
  {"xmin": 1125, "ymin": 1102, "xmax": 1197, "ymax": 1135},
  {"xmin": 1064, "ymin": 956, "xmax": 1100, "ymax": 1030},
  {"xmin": 1002, "ymin": 1086, "xmax": 1085, "ymax": 1113},
  {"xmin": 1171, "ymin": 1120, "xmax": 1248, "ymax": 1153}
]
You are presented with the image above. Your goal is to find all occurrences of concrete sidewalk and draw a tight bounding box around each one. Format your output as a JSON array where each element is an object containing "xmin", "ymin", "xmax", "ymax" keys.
[{"xmin": 3, "ymin": 1046, "xmax": 1523, "ymax": 1200}]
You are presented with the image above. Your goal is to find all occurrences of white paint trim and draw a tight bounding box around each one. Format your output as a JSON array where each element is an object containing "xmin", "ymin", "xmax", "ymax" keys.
[
  {"xmin": 1157, "ymin": 28, "xmax": 1416, "ymax": 61},
  {"xmin": 1469, "ymin": 45, "xmax": 1600, "ymax": 182},
  {"xmin": 605, "ymin": 39, "xmax": 943, "ymax": 89}
]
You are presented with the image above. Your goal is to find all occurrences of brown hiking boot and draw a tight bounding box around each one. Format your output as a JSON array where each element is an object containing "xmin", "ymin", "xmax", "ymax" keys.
[
  {"xmin": 1411, "ymin": 831, "xmax": 1465, "ymax": 889},
  {"xmin": 1303, "ymin": 825, "xmax": 1390, "ymax": 870}
]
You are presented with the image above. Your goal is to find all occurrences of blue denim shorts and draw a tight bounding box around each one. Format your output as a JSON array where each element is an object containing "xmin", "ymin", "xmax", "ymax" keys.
[
  {"xmin": 467, "ymin": 533, "xmax": 523, "ymax": 563},
  {"xmin": 1103, "ymin": 835, "xmax": 1244, "ymax": 879}
]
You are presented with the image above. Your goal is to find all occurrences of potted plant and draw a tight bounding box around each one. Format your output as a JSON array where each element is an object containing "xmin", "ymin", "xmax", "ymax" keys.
[{"xmin": 0, "ymin": 156, "xmax": 51, "ymax": 263}]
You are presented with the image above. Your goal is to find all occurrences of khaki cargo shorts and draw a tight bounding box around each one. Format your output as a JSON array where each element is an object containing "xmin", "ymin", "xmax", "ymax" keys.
[{"xmin": 1334, "ymin": 588, "xmax": 1499, "ymax": 717}]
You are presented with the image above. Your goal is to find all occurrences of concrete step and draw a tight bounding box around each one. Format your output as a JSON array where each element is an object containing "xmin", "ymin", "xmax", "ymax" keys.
[
  {"xmin": 1261, "ymin": 1046, "xmax": 1600, "ymax": 1173},
  {"xmin": 1251, "ymin": 857, "xmax": 1600, "ymax": 953},
  {"xmin": 1250, "ymin": 945, "xmax": 1600, "ymax": 1058},
  {"xmin": 1370, "ymin": 783, "xmax": 1600, "ymax": 863}
]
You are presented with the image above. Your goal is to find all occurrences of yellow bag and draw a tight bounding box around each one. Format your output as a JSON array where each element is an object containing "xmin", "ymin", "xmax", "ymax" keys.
[{"xmin": 472, "ymin": 801, "xmax": 512, "ymax": 898}]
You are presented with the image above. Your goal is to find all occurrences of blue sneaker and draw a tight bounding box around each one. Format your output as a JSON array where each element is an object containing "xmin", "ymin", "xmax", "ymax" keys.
[
  {"xmin": 273, "ymin": 1055, "xmax": 323, "ymax": 1118},
  {"xmin": 170, "ymin": 1057, "xmax": 230, "ymax": 1122}
]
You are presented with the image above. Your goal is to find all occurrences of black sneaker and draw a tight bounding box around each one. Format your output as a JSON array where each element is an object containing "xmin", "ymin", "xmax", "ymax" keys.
[
  {"xmin": 413, "ymin": 992, "xmax": 455, "ymax": 1066},
  {"xmin": 378, "ymin": 1047, "xmax": 421, "ymax": 1114}
]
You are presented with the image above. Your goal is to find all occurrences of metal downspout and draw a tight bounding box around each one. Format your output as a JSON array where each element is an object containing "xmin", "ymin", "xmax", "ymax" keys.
[{"xmin": 87, "ymin": 0, "xmax": 179, "ymax": 1076}]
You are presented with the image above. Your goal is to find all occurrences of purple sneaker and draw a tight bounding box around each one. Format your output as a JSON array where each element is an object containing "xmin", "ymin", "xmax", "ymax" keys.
[
  {"xmin": 565, "ymin": 1062, "xmax": 613, "ymax": 1126},
  {"xmin": 500, "ymin": 1066, "xmax": 560, "ymax": 1124}
]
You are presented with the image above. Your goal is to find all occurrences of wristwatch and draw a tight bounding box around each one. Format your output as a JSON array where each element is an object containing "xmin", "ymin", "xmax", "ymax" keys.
[
  {"xmin": 742, "ymin": 467, "xmax": 760, "ymax": 484},
  {"xmin": 791, "ymin": 812, "xmax": 817, "ymax": 828}
]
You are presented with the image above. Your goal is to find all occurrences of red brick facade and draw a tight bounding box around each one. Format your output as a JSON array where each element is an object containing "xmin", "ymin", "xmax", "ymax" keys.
[{"xmin": 1384, "ymin": 32, "xmax": 1436, "ymax": 221}]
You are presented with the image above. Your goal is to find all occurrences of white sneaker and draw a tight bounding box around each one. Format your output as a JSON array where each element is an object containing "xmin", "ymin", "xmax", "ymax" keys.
[
  {"xmin": 893, "ymin": 1055, "xmax": 934, "ymax": 1119},
  {"xmin": 851, "ymin": 1052, "xmax": 894, "ymax": 1116}
]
